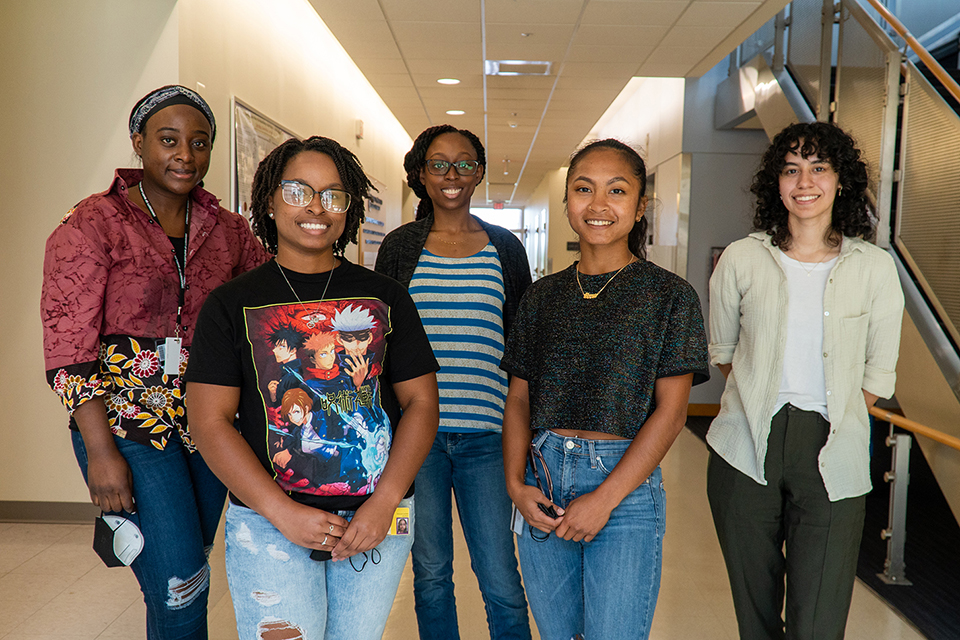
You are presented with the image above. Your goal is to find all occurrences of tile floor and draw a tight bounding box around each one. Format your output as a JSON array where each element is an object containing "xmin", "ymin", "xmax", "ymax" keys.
[{"xmin": 0, "ymin": 429, "xmax": 926, "ymax": 639}]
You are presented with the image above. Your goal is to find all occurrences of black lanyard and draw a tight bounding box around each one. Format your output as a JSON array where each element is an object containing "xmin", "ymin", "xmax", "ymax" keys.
[{"xmin": 139, "ymin": 182, "xmax": 189, "ymax": 335}]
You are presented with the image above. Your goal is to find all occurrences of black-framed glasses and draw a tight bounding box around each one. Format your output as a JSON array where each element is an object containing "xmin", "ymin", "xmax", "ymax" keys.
[
  {"xmin": 349, "ymin": 547, "xmax": 381, "ymax": 573},
  {"xmin": 279, "ymin": 180, "xmax": 352, "ymax": 213},
  {"xmin": 425, "ymin": 159, "xmax": 480, "ymax": 176},
  {"xmin": 529, "ymin": 446, "xmax": 553, "ymax": 499},
  {"xmin": 528, "ymin": 445, "xmax": 554, "ymax": 542}
]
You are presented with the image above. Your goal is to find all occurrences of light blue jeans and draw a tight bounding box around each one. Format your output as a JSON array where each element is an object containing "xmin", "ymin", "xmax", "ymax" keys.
[
  {"xmin": 411, "ymin": 431, "xmax": 530, "ymax": 640},
  {"xmin": 517, "ymin": 430, "xmax": 666, "ymax": 640},
  {"xmin": 224, "ymin": 498, "xmax": 414, "ymax": 640}
]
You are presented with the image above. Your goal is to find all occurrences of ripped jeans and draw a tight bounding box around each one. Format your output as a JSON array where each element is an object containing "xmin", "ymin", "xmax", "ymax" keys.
[
  {"xmin": 224, "ymin": 498, "xmax": 414, "ymax": 640},
  {"xmin": 516, "ymin": 430, "xmax": 666, "ymax": 640},
  {"xmin": 72, "ymin": 430, "xmax": 227, "ymax": 639}
]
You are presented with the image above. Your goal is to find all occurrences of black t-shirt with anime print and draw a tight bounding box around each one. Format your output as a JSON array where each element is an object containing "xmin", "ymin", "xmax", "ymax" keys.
[{"xmin": 185, "ymin": 258, "xmax": 439, "ymax": 513}]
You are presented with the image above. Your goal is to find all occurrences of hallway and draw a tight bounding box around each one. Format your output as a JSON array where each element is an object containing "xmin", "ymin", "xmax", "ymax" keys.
[{"xmin": 0, "ymin": 427, "xmax": 925, "ymax": 639}]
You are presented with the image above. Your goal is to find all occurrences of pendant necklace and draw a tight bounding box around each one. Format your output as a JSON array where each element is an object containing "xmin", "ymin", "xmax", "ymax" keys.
[
  {"xmin": 790, "ymin": 248, "xmax": 830, "ymax": 277},
  {"xmin": 576, "ymin": 257, "xmax": 635, "ymax": 299},
  {"xmin": 277, "ymin": 261, "xmax": 335, "ymax": 329}
]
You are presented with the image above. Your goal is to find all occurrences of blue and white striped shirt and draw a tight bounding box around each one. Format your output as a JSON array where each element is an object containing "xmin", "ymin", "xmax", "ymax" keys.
[{"xmin": 410, "ymin": 245, "xmax": 507, "ymax": 432}]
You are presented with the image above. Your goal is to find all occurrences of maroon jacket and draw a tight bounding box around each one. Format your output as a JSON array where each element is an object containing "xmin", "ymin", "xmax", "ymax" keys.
[{"xmin": 41, "ymin": 168, "xmax": 269, "ymax": 449}]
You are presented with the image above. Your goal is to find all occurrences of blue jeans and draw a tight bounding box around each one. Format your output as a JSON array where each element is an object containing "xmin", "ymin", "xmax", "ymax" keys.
[
  {"xmin": 224, "ymin": 499, "xmax": 414, "ymax": 640},
  {"xmin": 72, "ymin": 430, "xmax": 227, "ymax": 640},
  {"xmin": 517, "ymin": 430, "xmax": 666, "ymax": 640},
  {"xmin": 411, "ymin": 431, "xmax": 530, "ymax": 640}
]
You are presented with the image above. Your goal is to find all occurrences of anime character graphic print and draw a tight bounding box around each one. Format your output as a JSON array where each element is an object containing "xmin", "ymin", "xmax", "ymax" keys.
[{"xmin": 246, "ymin": 299, "xmax": 392, "ymax": 497}]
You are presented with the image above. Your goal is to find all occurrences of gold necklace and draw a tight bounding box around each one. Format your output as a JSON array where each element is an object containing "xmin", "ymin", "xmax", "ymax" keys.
[
  {"xmin": 576, "ymin": 257, "xmax": 635, "ymax": 299},
  {"xmin": 788, "ymin": 248, "xmax": 831, "ymax": 277},
  {"xmin": 430, "ymin": 227, "xmax": 482, "ymax": 246}
]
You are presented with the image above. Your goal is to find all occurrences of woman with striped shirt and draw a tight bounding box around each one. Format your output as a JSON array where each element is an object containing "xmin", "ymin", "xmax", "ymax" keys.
[{"xmin": 376, "ymin": 125, "xmax": 532, "ymax": 640}]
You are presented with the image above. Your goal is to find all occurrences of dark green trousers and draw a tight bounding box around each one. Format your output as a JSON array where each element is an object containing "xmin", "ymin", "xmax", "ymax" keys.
[{"xmin": 707, "ymin": 405, "xmax": 866, "ymax": 640}]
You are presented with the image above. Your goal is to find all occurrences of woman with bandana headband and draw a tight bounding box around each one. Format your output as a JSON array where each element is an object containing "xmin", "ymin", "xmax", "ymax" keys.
[{"xmin": 41, "ymin": 85, "xmax": 268, "ymax": 639}]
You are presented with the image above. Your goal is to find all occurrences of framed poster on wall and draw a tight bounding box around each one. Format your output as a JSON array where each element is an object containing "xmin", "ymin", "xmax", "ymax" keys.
[{"xmin": 232, "ymin": 99, "xmax": 299, "ymax": 217}]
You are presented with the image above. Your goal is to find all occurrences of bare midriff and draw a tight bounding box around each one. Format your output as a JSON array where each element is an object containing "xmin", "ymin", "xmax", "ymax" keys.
[{"xmin": 549, "ymin": 428, "xmax": 629, "ymax": 441}]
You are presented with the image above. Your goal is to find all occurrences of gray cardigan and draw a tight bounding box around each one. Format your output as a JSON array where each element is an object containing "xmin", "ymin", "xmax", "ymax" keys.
[{"xmin": 374, "ymin": 213, "xmax": 532, "ymax": 339}]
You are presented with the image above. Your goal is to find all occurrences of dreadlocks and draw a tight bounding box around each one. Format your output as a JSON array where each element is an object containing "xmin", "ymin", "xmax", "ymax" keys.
[{"xmin": 250, "ymin": 136, "xmax": 375, "ymax": 255}]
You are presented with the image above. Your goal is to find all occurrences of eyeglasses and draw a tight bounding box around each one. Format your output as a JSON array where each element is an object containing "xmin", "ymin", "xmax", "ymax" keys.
[
  {"xmin": 528, "ymin": 445, "xmax": 554, "ymax": 542},
  {"xmin": 425, "ymin": 159, "xmax": 480, "ymax": 176},
  {"xmin": 349, "ymin": 548, "xmax": 381, "ymax": 573},
  {"xmin": 529, "ymin": 446, "xmax": 553, "ymax": 499},
  {"xmin": 279, "ymin": 180, "xmax": 352, "ymax": 213}
]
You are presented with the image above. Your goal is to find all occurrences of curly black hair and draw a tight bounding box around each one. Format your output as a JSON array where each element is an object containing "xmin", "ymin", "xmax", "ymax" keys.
[
  {"xmin": 565, "ymin": 139, "xmax": 649, "ymax": 260},
  {"xmin": 250, "ymin": 136, "xmax": 375, "ymax": 255},
  {"xmin": 752, "ymin": 122, "xmax": 873, "ymax": 249},
  {"xmin": 403, "ymin": 125, "xmax": 486, "ymax": 220}
]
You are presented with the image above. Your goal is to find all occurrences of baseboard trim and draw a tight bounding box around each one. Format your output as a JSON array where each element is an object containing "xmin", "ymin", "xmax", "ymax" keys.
[
  {"xmin": 688, "ymin": 404, "xmax": 720, "ymax": 417},
  {"xmin": 0, "ymin": 501, "xmax": 100, "ymax": 524}
]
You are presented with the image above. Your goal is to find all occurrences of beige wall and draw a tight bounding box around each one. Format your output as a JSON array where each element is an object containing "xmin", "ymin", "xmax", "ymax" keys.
[
  {"xmin": 1, "ymin": 0, "xmax": 411, "ymax": 506},
  {"xmin": 530, "ymin": 169, "xmax": 573, "ymax": 275},
  {"xmin": 1, "ymin": 1, "xmax": 180, "ymax": 504},
  {"xmin": 176, "ymin": 0, "xmax": 411, "ymax": 260}
]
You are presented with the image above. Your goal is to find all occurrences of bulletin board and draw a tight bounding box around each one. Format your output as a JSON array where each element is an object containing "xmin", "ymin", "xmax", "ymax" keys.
[{"xmin": 232, "ymin": 99, "xmax": 299, "ymax": 217}]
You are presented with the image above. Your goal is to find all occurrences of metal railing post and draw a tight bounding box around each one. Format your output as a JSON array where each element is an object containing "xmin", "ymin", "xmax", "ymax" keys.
[
  {"xmin": 878, "ymin": 425, "xmax": 913, "ymax": 585},
  {"xmin": 819, "ymin": 0, "xmax": 838, "ymax": 120}
]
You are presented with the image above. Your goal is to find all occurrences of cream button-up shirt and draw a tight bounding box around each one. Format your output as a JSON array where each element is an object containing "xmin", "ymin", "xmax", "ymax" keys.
[{"xmin": 707, "ymin": 232, "xmax": 904, "ymax": 501}]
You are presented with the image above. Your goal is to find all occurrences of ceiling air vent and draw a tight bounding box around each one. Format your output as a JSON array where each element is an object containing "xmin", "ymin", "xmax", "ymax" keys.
[{"xmin": 484, "ymin": 60, "xmax": 551, "ymax": 76}]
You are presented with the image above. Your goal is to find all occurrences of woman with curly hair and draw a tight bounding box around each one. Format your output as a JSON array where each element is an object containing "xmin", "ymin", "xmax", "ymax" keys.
[
  {"xmin": 706, "ymin": 122, "xmax": 904, "ymax": 640},
  {"xmin": 184, "ymin": 136, "xmax": 440, "ymax": 639},
  {"xmin": 376, "ymin": 125, "xmax": 532, "ymax": 640},
  {"xmin": 41, "ymin": 85, "xmax": 267, "ymax": 639}
]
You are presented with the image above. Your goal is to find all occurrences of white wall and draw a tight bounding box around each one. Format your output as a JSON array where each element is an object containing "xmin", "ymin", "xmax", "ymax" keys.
[
  {"xmin": 682, "ymin": 61, "xmax": 771, "ymax": 404},
  {"xmin": 0, "ymin": 0, "xmax": 411, "ymax": 506}
]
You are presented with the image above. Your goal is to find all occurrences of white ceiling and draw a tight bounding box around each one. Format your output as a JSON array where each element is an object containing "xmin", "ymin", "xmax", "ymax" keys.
[{"xmin": 308, "ymin": 0, "xmax": 789, "ymax": 206}]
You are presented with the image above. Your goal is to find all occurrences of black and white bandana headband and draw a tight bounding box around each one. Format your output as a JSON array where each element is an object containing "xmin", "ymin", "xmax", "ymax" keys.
[{"xmin": 128, "ymin": 85, "xmax": 217, "ymax": 141}]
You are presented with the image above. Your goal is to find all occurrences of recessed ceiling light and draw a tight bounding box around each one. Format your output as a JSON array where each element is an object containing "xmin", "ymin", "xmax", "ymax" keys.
[
  {"xmin": 446, "ymin": 110, "xmax": 465, "ymax": 115},
  {"xmin": 484, "ymin": 60, "xmax": 551, "ymax": 76},
  {"xmin": 437, "ymin": 78, "xmax": 460, "ymax": 85}
]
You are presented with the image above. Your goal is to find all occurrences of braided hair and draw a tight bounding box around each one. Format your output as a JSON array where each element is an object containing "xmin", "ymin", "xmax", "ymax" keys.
[
  {"xmin": 751, "ymin": 122, "xmax": 873, "ymax": 249},
  {"xmin": 565, "ymin": 139, "xmax": 649, "ymax": 260},
  {"xmin": 250, "ymin": 136, "xmax": 375, "ymax": 255},
  {"xmin": 403, "ymin": 125, "xmax": 486, "ymax": 220}
]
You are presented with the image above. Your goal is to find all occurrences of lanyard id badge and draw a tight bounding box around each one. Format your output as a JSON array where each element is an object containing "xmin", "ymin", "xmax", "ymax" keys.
[
  {"xmin": 389, "ymin": 506, "xmax": 411, "ymax": 535},
  {"xmin": 163, "ymin": 337, "xmax": 182, "ymax": 375},
  {"xmin": 139, "ymin": 181, "xmax": 189, "ymax": 367}
]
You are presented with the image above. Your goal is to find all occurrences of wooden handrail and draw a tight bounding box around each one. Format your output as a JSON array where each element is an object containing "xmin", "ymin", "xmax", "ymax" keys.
[
  {"xmin": 859, "ymin": 0, "xmax": 960, "ymax": 105},
  {"xmin": 870, "ymin": 406, "xmax": 960, "ymax": 452}
]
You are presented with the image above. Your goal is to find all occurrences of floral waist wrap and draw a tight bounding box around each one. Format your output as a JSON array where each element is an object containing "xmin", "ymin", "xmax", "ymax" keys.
[
  {"xmin": 52, "ymin": 335, "xmax": 192, "ymax": 451},
  {"xmin": 100, "ymin": 335, "xmax": 191, "ymax": 451}
]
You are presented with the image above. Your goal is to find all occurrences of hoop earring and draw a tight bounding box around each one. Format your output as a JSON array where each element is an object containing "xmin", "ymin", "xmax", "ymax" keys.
[{"xmin": 837, "ymin": 185, "xmax": 843, "ymax": 197}]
